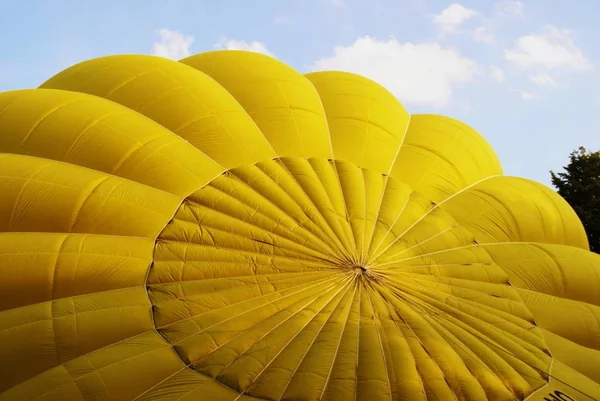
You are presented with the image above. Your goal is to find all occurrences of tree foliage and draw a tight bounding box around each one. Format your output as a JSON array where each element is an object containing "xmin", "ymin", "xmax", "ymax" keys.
[{"xmin": 551, "ymin": 146, "xmax": 600, "ymax": 253}]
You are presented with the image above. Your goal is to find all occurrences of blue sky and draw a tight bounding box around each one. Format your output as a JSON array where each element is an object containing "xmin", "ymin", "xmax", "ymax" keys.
[{"xmin": 1, "ymin": 0, "xmax": 598, "ymax": 186}]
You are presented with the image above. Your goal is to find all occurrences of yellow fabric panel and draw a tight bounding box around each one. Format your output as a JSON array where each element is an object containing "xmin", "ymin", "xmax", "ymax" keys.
[
  {"xmin": 0, "ymin": 233, "xmax": 153, "ymax": 311},
  {"xmin": 287, "ymin": 158, "xmax": 356, "ymax": 259},
  {"xmin": 440, "ymin": 176, "xmax": 589, "ymax": 250},
  {"xmin": 0, "ymin": 154, "xmax": 180, "ymax": 237},
  {"xmin": 305, "ymin": 71, "xmax": 410, "ymax": 174},
  {"xmin": 136, "ymin": 369, "xmax": 256, "ymax": 401},
  {"xmin": 482, "ymin": 243, "xmax": 600, "ymax": 306},
  {"xmin": 516, "ymin": 289, "xmax": 600, "ymax": 351},
  {"xmin": 208, "ymin": 158, "xmax": 355, "ymax": 259},
  {"xmin": 182, "ymin": 51, "xmax": 332, "ymax": 159},
  {"xmin": 541, "ymin": 328, "xmax": 600, "ymax": 383},
  {"xmin": 335, "ymin": 160, "xmax": 389, "ymax": 263},
  {"xmin": 525, "ymin": 360, "xmax": 600, "ymax": 401},
  {"xmin": 390, "ymin": 114, "xmax": 503, "ymax": 204},
  {"xmin": 0, "ymin": 287, "xmax": 154, "ymax": 393},
  {"xmin": 335, "ymin": 161, "xmax": 368, "ymax": 260},
  {"xmin": 366, "ymin": 177, "xmax": 416, "ymax": 261},
  {"xmin": 369, "ymin": 194, "xmax": 476, "ymax": 264},
  {"xmin": 40, "ymin": 55, "xmax": 275, "ymax": 168},
  {"xmin": 0, "ymin": 89, "xmax": 222, "ymax": 197},
  {"xmin": 0, "ymin": 332, "xmax": 184, "ymax": 401},
  {"xmin": 147, "ymin": 157, "xmax": 553, "ymax": 401},
  {"xmin": 374, "ymin": 282, "xmax": 548, "ymax": 399}
]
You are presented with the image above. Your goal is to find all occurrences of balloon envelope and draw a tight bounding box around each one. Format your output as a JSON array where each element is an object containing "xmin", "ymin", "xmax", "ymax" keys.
[{"xmin": 0, "ymin": 51, "xmax": 599, "ymax": 401}]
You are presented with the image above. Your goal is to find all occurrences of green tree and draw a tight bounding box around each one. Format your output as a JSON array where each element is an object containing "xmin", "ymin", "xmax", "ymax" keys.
[{"xmin": 551, "ymin": 146, "xmax": 600, "ymax": 253}]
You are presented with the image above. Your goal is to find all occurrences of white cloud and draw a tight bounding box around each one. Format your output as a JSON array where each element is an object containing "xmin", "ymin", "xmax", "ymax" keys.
[
  {"xmin": 530, "ymin": 73, "xmax": 558, "ymax": 87},
  {"xmin": 326, "ymin": 0, "xmax": 344, "ymax": 6},
  {"xmin": 433, "ymin": 3, "xmax": 478, "ymax": 35},
  {"xmin": 519, "ymin": 90, "xmax": 539, "ymax": 100},
  {"xmin": 152, "ymin": 29, "xmax": 194, "ymax": 60},
  {"xmin": 214, "ymin": 38, "xmax": 276, "ymax": 58},
  {"xmin": 490, "ymin": 66, "xmax": 505, "ymax": 82},
  {"xmin": 309, "ymin": 36, "xmax": 481, "ymax": 108},
  {"xmin": 495, "ymin": 0, "xmax": 524, "ymax": 18},
  {"xmin": 505, "ymin": 26, "xmax": 592, "ymax": 71},
  {"xmin": 474, "ymin": 26, "xmax": 495, "ymax": 44}
]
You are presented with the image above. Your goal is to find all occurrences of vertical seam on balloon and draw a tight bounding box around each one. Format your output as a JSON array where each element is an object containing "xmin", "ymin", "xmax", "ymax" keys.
[
  {"xmin": 129, "ymin": 366, "xmax": 190, "ymax": 401},
  {"xmin": 378, "ymin": 285, "xmax": 429, "ymax": 400},
  {"xmin": 385, "ymin": 241, "xmax": 558, "ymax": 265},
  {"xmin": 363, "ymin": 284, "xmax": 394, "ymax": 401},
  {"xmin": 316, "ymin": 281, "xmax": 358, "ymax": 401},
  {"xmin": 174, "ymin": 199, "xmax": 337, "ymax": 263},
  {"xmin": 50, "ymin": 235, "xmax": 70, "ymax": 369},
  {"xmin": 497, "ymin": 250, "xmax": 551, "ymax": 361},
  {"xmin": 307, "ymin": 75, "xmax": 359, "ymax": 260},
  {"xmin": 237, "ymin": 276, "xmax": 355, "ymax": 398},
  {"xmin": 360, "ymin": 166, "xmax": 369, "ymax": 265},
  {"xmin": 303, "ymin": 159, "xmax": 356, "ymax": 262},
  {"xmin": 384, "ymin": 243, "xmax": 476, "ymax": 265},
  {"xmin": 473, "ymin": 242, "xmax": 552, "ymax": 384},
  {"xmin": 305, "ymin": 74, "xmax": 361, "ymax": 259},
  {"xmin": 353, "ymin": 284, "xmax": 363, "ymax": 401},
  {"xmin": 335, "ymin": 161, "xmax": 360, "ymax": 263},
  {"xmin": 131, "ymin": 274, "xmax": 353, "ymax": 401},
  {"xmin": 378, "ymin": 283, "xmax": 453, "ymax": 400},
  {"xmin": 154, "ymin": 273, "xmax": 348, "ymax": 336},
  {"xmin": 422, "ymin": 313, "xmax": 511, "ymax": 397},
  {"xmin": 370, "ymin": 175, "xmax": 500, "ymax": 262},
  {"xmin": 413, "ymin": 150, "xmax": 445, "ymax": 190},
  {"xmin": 199, "ymin": 276, "xmax": 350, "ymax": 384},
  {"xmin": 374, "ymin": 224, "xmax": 460, "ymax": 264},
  {"xmin": 266, "ymin": 157, "xmax": 354, "ymax": 262},
  {"xmin": 363, "ymin": 114, "xmax": 411, "ymax": 263},
  {"xmin": 247, "ymin": 161, "xmax": 348, "ymax": 261},
  {"xmin": 151, "ymin": 271, "xmax": 337, "ymax": 293},
  {"xmin": 382, "ymin": 287, "xmax": 462, "ymax": 401},
  {"xmin": 387, "ymin": 112, "xmax": 412, "ymax": 176},
  {"xmin": 368, "ymin": 190, "xmax": 414, "ymax": 261},
  {"xmin": 386, "ymin": 273, "xmax": 542, "ymax": 357}
]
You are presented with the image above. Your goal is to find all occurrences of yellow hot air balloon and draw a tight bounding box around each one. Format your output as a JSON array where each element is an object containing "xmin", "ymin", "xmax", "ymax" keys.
[{"xmin": 0, "ymin": 51, "xmax": 598, "ymax": 401}]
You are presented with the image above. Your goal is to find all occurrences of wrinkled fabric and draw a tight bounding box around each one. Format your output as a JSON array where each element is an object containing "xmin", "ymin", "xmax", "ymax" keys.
[{"xmin": 0, "ymin": 51, "xmax": 598, "ymax": 401}]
